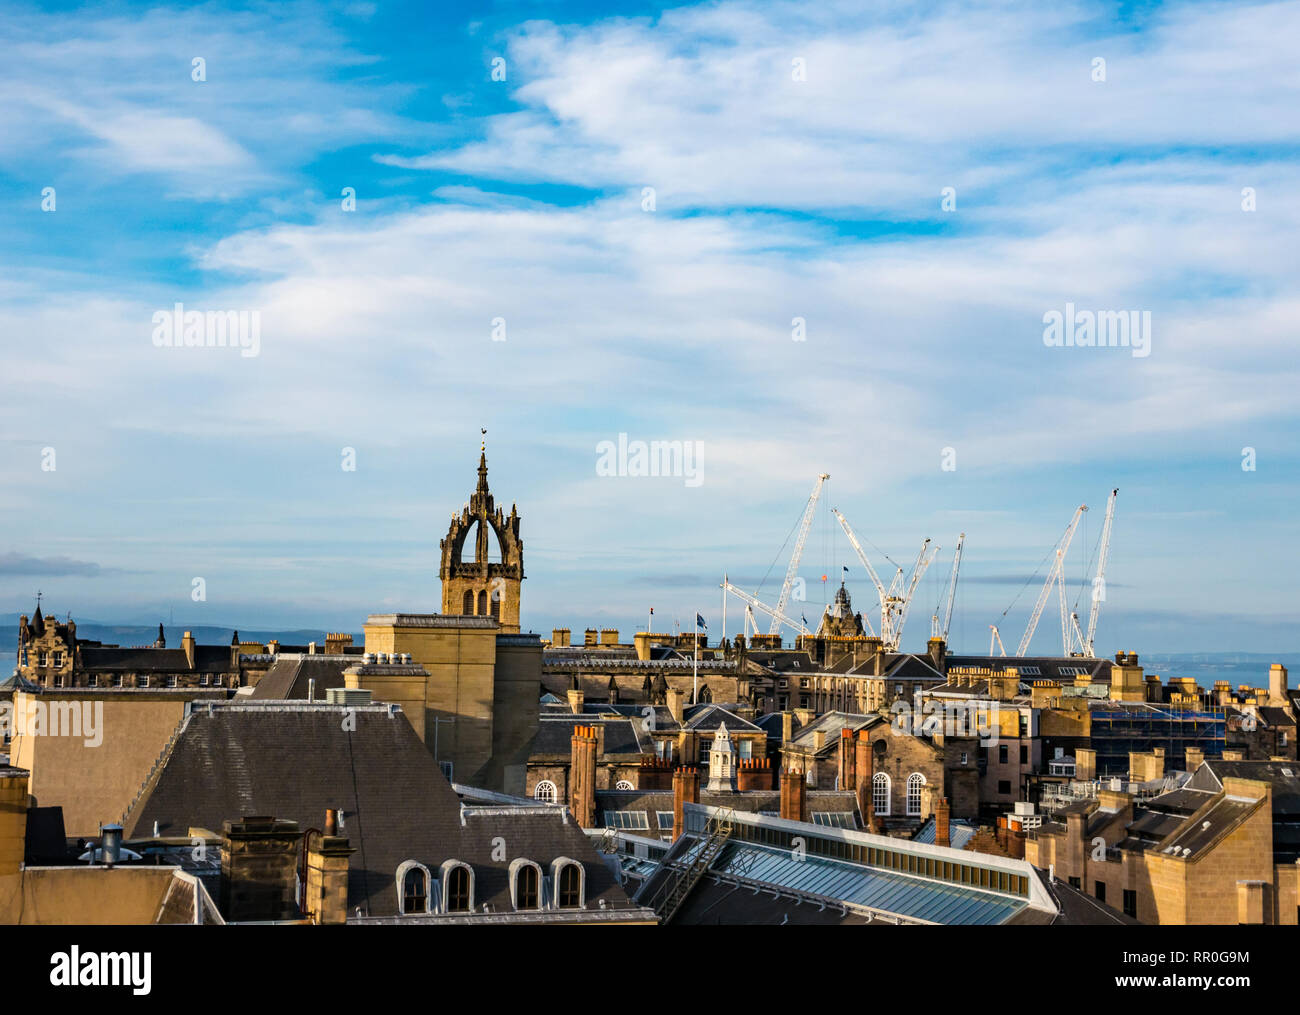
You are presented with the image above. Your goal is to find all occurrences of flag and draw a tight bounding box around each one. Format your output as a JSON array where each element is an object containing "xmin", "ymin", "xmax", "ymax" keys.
[
  {"xmin": 842, "ymin": 565, "xmax": 849, "ymax": 576},
  {"xmin": 696, "ymin": 613, "xmax": 707, "ymax": 630},
  {"xmin": 649, "ymin": 607, "xmax": 654, "ymax": 615},
  {"xmin": 801, "ymin": 613, "xmax": 808, "ymax": 626}
]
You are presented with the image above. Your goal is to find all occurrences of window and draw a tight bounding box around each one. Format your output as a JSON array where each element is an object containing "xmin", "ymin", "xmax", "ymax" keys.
[
  {"xmin": 514, "ymin": 863, "xmax": 540, "ymax": 910},
  {"xmin": 476, "ymin": 590, "xmax": 487, "ymax": 616},
  {"xmin": 872, "ymin": 773, "xmax": 891, "ymax": 815},
  {"xmin": 959, "ymin": 752, "xmax": 968, "ymax": 765},
  {"xmin": 37, "ymin": 652, "xmax": 47, "ymax": 667},
  {"xmin": 1123, "ymin": 889, "xmax": 1137, "ymax": 918},
  {"xmin": 199, "ymin": 675, "xmax": 208, "ymax": 686},
  {"xmin": 1019, "ymin": 745, "xmax": 1028, "ymax": 765},
  {"xmin": 51, "ymin": 652, "xmax": 64, "ymax": 667},
  {"xmin": 906, "ymin": 773, "xmax": 925, "ymax": 816},
  {"xmin": 557, "ymin": 863, "xmax": 582, "ymax": 908},
  {"xmin": 1068, "ymin": 876, "xmax": 1081, "ymax": 889},
  {"xmin": 439, "ymin": 761, "xmax": 454, "ymax": 782},
  {"xmin": 491, "ymin": 595, "xmax": 501, "ymax": 621},
  {"xmin": 998, "ymin": 745, "xmax": 1009, "ymax": 764},
  {"xmin": 534, "ymin": 780, "xmax": 558, "ymax": 803},
  {"xmin": 1095, "ymin": 881, "xmax": 1106, "ymax": 903},
  {"xmin": 111, "ymin": 674, "xmax": 123, "ymax": 688},
  {"xmin": 463, "ymin": 590, "xmax": 474, "ymax": 614},
  {"xmin": 614, "ymin": 780, "xmax": 634, "ymax": 791},
  {"xmin": 446, "ymin": 865, "xmax": 471, "ymax": 912},
  {"xmin": 656, "ymin": 811, "xmax": 675, "ymax": 834},
  {"xmin": 602, "ymin": 810, "xmax": 649, "ymax": 830},
  {"xmin": 811, "ymin": 812, "xmax": 855, "ymax": 828},
  {"xmin": 997, "ymin": 780, "xmax": 1011, "ymax": 795},
  {"xmin": 167, "ymin": 675, "xmax": 178, "ymax": 687},
  {"xmin": 402, "ymin": 867, "xmax": 427, "ymax": 914}
]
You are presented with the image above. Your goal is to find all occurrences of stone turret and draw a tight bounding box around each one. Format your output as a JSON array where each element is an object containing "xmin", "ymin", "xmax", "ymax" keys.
[{"xmin": 439, "ymin": 446, "xmax": 524, "ymax": 633}]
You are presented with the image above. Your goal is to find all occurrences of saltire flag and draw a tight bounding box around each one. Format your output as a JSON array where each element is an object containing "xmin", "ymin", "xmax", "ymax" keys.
[{"xmin": 696, "ymin": 613, "xmax": 707, "ymax": 630}]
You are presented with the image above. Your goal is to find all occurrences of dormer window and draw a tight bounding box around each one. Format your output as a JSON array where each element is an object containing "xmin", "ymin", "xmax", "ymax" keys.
[
  {"xmin": 510, "ymin": 859, "xmax": 542, "ymax": 911},
  {"xmin": 403, "ymin": 867, "xmax": 427, "ymax": 913},
  {"xmin": 396, "ymin": 861, "xmax": 433, "ymax": 915},
  {"xmin": 553, "ymin": 858, "xmax": 585, "ymax": 909},
  {"xmin": 441, "ymin": 861, "xmax": 473, "ymax": 913}
]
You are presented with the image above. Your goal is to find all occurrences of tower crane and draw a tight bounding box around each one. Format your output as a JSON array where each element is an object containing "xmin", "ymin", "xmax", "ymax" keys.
[
  {"xmin": 1016, "ymin": 504, "xmax": 1087, "ymax": 656},
  {"xmin": 894, "ymin": 539, "xmax": 940, "ymax": 649},
  {"xmin": 1083, "ymin": 488, "xmax": 1118, "ymax": 657},
  {"xmin": 989, "ymin": 625, "xmax": 1007, "ymax": 656},
  {"xmin": 832, "ymin": 508, "xmax": 936, "ymax": 651},
  {"xmin": 769, "ymin": 473, "xmax": 829, "ymax": 635},
  {"xmin": 932, "ymin": 534, "xmax": 965, "ymax": 641},
  {"xmin": 723, "ymin": 580, "xmax": 810, "ymax": 639}
]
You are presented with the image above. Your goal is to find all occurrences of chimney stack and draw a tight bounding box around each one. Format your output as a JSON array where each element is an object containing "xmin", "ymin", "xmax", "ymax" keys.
[
  {"xmin": 779, "ymin": 763, "xmax": 807, "ymax": 824},
  {"xmin": 666, "ymin": 688, "xmax": 685, "ymax": 725},
  {"xmin": 304, "ymin": 812, "xmax": 354, "ymax": 925},
  {"xmin": 569, "ymin": 726, "xmax": 598, "ymax": 828},
  {"xmin": 566, "ymin": 688, "xmax": 585, "ymax": 714},
  {"xmin": 934, "ymin": 797, "xmax": 951, "ymax": 849},
  {"xmin": 671, "ymin": 766, "xmax": 700, "ymax": 842},
  {"xmin": 1269, "ymin": 664, "xmax": 1289, "ymax": 707},
  {"xmin": 837, "ymin": 728, "xmax": 856, "ymax": 790},
  {"xmin": 220, "ymin": 817, "xmax": 304, "ymax": 922},
  {"xmin": 855, "ymin": 730, "xmax": 878, "ymax": 832},
  {"xmin": 182, "ymin": 630, "xmax": 196, "ymax": 669}
]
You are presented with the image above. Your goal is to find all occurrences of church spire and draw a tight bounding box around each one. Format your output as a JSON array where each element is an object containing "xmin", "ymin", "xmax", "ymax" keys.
[{"xmin": 477, "ymin": 428, "xmax": 489, "ymax": 496}]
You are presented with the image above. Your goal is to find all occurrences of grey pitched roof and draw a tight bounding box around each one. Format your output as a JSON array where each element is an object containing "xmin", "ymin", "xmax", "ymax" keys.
[
  {"xmin": 249, "ymin": 655, "xmax": 352, "ymax": 700},
  {"xmin": 122, "ymin": 704, "xmax": 629, "ymax": 918},
  {"xmin": 79, "ymin": 644, "xmax": 234, "ymax": 673},
  {"xmin": 529, "ymin": 717, "xmax": 646, "ymax": 757}
]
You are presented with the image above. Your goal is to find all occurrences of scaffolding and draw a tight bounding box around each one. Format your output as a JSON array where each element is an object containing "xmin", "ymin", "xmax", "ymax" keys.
[{"xmin": 1088, "ymin": 702, "xmax": 1226, "ymax": 776}]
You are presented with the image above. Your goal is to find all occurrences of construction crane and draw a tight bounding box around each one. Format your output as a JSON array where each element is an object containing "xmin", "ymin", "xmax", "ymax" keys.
[
  {"xmin": 1016, "ymin": 504, "xmax": 1087, "ymax": 656},
  {"xmin": 832, "ymin": 508, "xmax": 936, "ymax": 651},
  {"xmin": 989, "ymin": 625, "xmax": 1007, "ymax": 656},
  {"xmin": 769, "ymin": 473, "xmax": 829, "ymax": 635},
  {"xmin": 1083, "ymin": 488, "xmax": 1118, "ymax": 657},
  {"xmin": 931, "ymin": 533, "xmax": 965, "ymax": 641},
  {"xmin": 722, "ymin": 580, "xmax": 810, "ymax": 639},
  {"xmin": 894, "ymin": 539, "xmax": 940, "ymax": 649}
]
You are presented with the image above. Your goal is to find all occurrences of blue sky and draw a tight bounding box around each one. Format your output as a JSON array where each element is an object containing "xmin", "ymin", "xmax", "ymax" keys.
[{"xmin": 1, "ymin": 0, "xmax": 1297, "ymax": 655}]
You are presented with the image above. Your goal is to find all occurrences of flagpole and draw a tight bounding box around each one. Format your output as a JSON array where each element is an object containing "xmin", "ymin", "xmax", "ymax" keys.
[
  {"xmin": 722, "ymin": 574, "xmax": 727, "ymax": 643},
  {"xmin": 693, "ymin": 611, "xmax": 699, "ymax": 704}
]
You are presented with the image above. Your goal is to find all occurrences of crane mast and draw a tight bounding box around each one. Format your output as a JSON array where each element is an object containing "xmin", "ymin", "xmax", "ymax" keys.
[
  {"xmin": 894, "ymin": 539, "xmax": 940, "ymax": 649},
  {"xmin": 1084, "ymin": 488, "xmax": 1118, "ymax": 657},
  {"xmin": 770, "ymin": 473, "xmax": 829, "ymax": 635},
  {"xmin": 832, "ymin": 508, "xmax": 933, "ymax": 651},
  {"xmin": 1017, "ymin": 504, "xmax": 1086, "ymax": 656},
  {"xmin": 932, "ymin": 533, "xmax": 965, "ymax": 640}
]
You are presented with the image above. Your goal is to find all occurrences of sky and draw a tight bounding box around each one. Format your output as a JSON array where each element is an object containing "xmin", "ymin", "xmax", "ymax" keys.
[{"xmin": 0, "ymin": 0, "xmax": 1297, "ymax": 656}]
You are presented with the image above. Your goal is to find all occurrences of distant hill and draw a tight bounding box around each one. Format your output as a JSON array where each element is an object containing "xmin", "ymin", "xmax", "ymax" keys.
[{"xmin": 0, "ymin": 615, "xmax": 358, "ymax": 655}]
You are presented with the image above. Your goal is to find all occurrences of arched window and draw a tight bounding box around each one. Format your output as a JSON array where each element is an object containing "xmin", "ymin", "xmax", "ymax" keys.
[
  {"xmin": 906, "ymin": 773, "xmax": 926, "ymax": 816},
  {"xmin": 872, "ymin": 772, "xmax": 891, "ymax": 816},
  {"xmin": 395, "ymin": 860, "xmax": 432, "ymax": 915},
  {"xmin": 445, "ymin": 864, "xmax": 471, "ymax": 913},
  {"xmin": 614, "ymin": 780, "xmax": 634, "ymax": 790},
  {"xmin": 490, "ymin": 594, "xmax": 501, "ymax": 620},
  {"xmin": 402, "ymin": 867, "xmax": 427, "ymax": 913},
  {"xmin": 534, "ymin": 780, "xmax": 558, "ymax": 803},
  {"xmin": 463, "ymin": 590, "xmax": 474, "ymax": 614},
  {"xmin": 557, "ymin": 863, "xmax": 583, "ymax": 909},
  {"xmin": 512, "ymin": 862, "xmax": 541, "ymax": 910},
  {"xmin": 477, "ymin": 590, "xmax": 487, "ymax": 615}
]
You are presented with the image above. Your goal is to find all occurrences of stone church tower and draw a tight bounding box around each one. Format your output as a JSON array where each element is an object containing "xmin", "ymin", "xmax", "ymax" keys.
[{"xmin": 439, "ymin": 447, "xmax": 524, "ymax": 632}]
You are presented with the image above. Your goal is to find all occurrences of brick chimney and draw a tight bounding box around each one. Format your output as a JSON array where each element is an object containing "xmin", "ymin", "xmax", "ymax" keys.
[
  {"xmin": 182, "ymin": 630, "xmax": 196, "ymax": 669},
  {"xmin": 1269, "ymin": 664, "xmax": 1289, "ymax": 707},
  {"xmin": 934, "ymin": 796, "xmax": 951, "ymax": 848},
  {"xmin": 855, "ymin": 730, "xmax": 878, "ymax": 832},
  {"xmin": 837, "ymin": 727, "xmax": 856, "ymax": 789},
  {"xmin": 567, "ymin": 688, "xmax": 585, "ymax": 714},
  {"xmin": 779, "ymin": 763, "xmax": 807, "ymax": 823},
  {"xmin": 303, "ymin": 810, "xmax": 355, "ymax": 925},
  {"xmin": 220, "ymin": 816, "xmax": 303, "ymax": 922},
  {"xmin": 671, "ymin": 766, "xmax": 699, "ymax": 842},
  {"xmin": 569, "ymin": 725, "xmax": 598, "ymax": 828}
]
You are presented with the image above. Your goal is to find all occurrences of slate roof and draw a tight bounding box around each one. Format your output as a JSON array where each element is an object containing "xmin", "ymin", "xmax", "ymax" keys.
[
  {"xmin": 122, "ymin": 703, "xmax": 631, "ymax": 919},
  {"xmin": 529, "ymin": 717, "xmax": 647, "ymax": 757},
  {"xmin": 249, "ymin": 655, "xmax": 353, "ymax": 700},
  {"xmin": 79, "ymin": 645, "xmax": 234, "ymax": 673}
]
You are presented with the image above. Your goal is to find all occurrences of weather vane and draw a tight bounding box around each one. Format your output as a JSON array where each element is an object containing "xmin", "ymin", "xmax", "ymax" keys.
[{"xmin": 481, "ymin": 427, "xmax": 487, "ymax": 452}]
